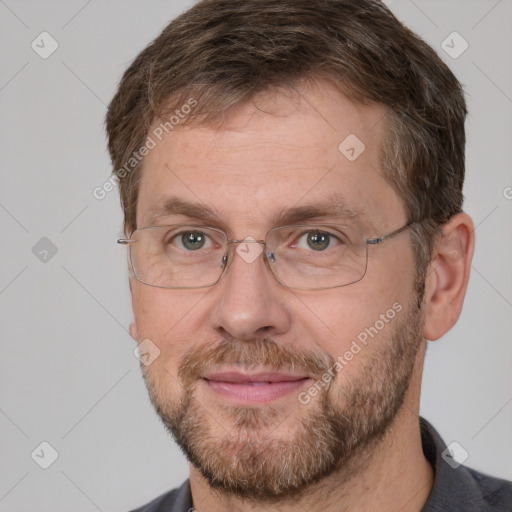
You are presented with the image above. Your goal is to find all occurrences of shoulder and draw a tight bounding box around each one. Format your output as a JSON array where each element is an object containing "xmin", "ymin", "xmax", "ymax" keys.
[
  {"xmin": 428, "ymin": 464, "xmax": 512, "ymax": 511},
  {"xmin": 420, "ymin": 417, "xmax": 512, "ymax": 511},
  {"xmin": 128, "ymin": 480, "xmax": 192, "ymax": 512},
  {"xmin": 459, "ymin": 466, "xmax": 512, "ymax": 510}
]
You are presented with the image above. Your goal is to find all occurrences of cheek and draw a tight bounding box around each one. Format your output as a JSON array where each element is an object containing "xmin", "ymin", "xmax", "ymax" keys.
[
  {"xmin": 296, "ymin": 249, "xmax": 415, "ymax": 364},
  {"xmin": 133, "ymin": 285, "xmax": 199, "ymax": 333},
  {"xmin": 131, "ymin": 285, "xmax": 211, "ymax": 360},
  {"xmin": 366, "ymin": 236, "xmax": 417, "ymax": 300}
]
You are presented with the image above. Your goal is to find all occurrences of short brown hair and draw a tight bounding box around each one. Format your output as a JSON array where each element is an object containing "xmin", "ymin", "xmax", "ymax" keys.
[{"xmin": 105, "ymin": 0, "xmax": 467, "ymax": 280}]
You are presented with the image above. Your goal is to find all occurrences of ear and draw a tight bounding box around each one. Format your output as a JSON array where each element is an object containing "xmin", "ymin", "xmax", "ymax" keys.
[
  {"xmin": 129, "ymin": 321, "xmax": 139, "ymax": 341},
  {"xmin": 422, "ymin": 212, "xmax": 475, "ymax": 341},
  {"xmin": 128, "ymin": 277, "xmax": 139, "ymax": 342}
]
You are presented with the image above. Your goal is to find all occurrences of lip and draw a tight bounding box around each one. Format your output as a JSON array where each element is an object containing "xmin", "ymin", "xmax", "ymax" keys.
[
  {"xmin": 203, "ymin": 371, "xmax": 310, "ymax": 383},
  {"xmin": 201, "ymin": 371, "xmax": 311, "ymax": 404}
]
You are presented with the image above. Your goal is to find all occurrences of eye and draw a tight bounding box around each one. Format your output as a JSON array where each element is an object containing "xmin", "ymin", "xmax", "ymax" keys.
[
  {"xmin": 294, "ymin": 230, "xmax": 342, "ymax": 251},
  {"xmin": 171, "ymin": 230, "xmax": 212, "ymax": 251}
]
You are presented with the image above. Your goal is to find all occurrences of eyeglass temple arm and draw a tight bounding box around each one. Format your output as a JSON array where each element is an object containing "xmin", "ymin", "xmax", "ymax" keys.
[
  {"xmin": 364, "ymin": 221, "xmax": 419, "ymax": 245},
  {"xmin": 117, "ymin": 221, "xmax": 431, "ymax": 246}
]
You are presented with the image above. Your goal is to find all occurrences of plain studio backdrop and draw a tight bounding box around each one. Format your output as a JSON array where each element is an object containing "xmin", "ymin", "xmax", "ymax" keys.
[{"xmin": 1, "ymin": 1, "xmax": 511, "ymax": 511}]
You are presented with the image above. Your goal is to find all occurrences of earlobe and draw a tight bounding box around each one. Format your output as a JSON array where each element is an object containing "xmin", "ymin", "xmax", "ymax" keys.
[
  {"xmin": 128, "ymin": 277, "xmax": 139, "ymax": 342},
  {"xmin": 129, "ymin": 321, "xmax": 139, "ymax": 341},
  {"xmin": 422, "ymin": 213, "xmax": 475, "ymax": 341}
]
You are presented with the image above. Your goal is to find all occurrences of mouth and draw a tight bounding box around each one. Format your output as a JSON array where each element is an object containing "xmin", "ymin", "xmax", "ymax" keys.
[{"xmin": 201, "ymin": 371, "xmax": 312, "ymax": 404}]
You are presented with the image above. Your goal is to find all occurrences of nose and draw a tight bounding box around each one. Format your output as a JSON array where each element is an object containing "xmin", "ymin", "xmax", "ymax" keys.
[{"xmin": 209, "ymin": 240, "xmax": 292, "ymax": 341}]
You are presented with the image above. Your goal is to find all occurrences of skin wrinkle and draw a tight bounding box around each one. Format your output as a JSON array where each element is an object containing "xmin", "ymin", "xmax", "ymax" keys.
[
  {"xmin": 142, "ymin": 297, "xmax": 424, "ymax": 503},
  {"xmin": 142, "ymin": 195, "xmax": 366, "ymax": 234},
  {"xmin": 122, "ymin": 70, "xmax": 478, "ymax": 511},
  {"xmin": 104, "ymin": 1, "xmax": 478, "ymax": 509}
]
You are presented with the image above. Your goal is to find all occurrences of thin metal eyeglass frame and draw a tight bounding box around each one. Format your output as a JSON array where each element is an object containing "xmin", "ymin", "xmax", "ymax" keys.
[{"xmin": 117, "ymin": 220, "xmax": 420, "ymax": 290}]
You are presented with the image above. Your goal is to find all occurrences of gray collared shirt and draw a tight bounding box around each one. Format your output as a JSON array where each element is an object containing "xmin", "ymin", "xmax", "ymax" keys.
[{"xmin": 129, "ymin": 417, "xmax": 512, "ymax": 511}]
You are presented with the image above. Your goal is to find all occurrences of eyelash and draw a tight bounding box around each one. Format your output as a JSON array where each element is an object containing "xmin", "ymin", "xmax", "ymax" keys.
[{"xmin": 166, "ymin": 228, "xmax": 347, "ymax": 251}]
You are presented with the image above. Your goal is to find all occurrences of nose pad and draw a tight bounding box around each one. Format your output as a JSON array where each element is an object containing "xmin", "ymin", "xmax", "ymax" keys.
[
  {"xmin": 217, "ymin": 245, "xmax": 274, "ymax": 280},
  {"xmin": 218, "ymin": 243, "xmax": 273, "ymax": 281}
]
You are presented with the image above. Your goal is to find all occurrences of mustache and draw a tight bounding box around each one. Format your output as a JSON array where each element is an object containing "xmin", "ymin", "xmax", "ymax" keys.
[{"xmin": 178, "ymin": 336, "xmax": 334, "ymax": 388}]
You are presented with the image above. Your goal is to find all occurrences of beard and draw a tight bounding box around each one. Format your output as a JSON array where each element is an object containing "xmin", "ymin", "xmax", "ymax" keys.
[{"xmin": 141, "ymin": 292, "xmax": 424, "ymax": 503}]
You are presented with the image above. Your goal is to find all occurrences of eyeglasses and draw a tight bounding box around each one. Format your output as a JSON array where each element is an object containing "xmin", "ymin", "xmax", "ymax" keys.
[{"xmin": 117, "ymin": 221, "xmax": 418, "ymax": 291}]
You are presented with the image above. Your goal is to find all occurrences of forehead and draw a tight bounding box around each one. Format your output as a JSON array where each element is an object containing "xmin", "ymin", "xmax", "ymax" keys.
[{"xmin": 137, "ymin": 80, "xmax": 406, "ymax": 233}]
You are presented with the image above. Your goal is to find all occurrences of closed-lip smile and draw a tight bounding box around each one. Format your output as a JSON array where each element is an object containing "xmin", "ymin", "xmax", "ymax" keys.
[{"xmin": 201, "ymin": 370, "xmax": 311, "ymax": 404}]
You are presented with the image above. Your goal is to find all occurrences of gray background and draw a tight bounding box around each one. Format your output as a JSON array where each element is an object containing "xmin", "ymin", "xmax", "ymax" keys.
[{"xmin": 1, "ymin": 0, "xmax": 511, "ymax": 510}]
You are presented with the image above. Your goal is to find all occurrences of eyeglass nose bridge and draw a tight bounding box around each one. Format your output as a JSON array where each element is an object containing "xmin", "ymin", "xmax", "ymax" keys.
[
  {"xmin": 227, "ymin": 238, "xmax": 266, "ymax": 245},
  {"xmin": 224, "ymin": 238, "xmax": 277, "ymax": 265}
]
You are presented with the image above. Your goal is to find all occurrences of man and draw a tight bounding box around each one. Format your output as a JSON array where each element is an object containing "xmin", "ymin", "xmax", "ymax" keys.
[{"xmin": 106, "ymin": 0, "xmax": 512, "ymax": 510}]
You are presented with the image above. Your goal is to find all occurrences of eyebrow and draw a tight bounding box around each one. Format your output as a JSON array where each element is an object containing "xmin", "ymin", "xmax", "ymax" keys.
[{"xmin": 143, "ymin": 194, "xmax": 365, "ymax": 229}]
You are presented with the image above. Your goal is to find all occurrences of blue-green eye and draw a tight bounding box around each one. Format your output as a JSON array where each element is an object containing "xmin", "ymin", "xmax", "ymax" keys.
[
  {"xmin": 307, "ymin": 232, "xmax": 330, "ymax": 250},
  {"xmin": 295, "ymin": 231, "xmax": 341, "ymax": 251},
  {"xmin": 174, "ymin": 231, "xmax": 211, "ymax": 251}
]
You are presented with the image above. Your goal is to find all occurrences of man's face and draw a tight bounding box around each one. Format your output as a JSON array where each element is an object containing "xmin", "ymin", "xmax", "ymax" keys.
[{"xmin": 129, "ymin": 81, "xmax": 425, "ymax": 500}]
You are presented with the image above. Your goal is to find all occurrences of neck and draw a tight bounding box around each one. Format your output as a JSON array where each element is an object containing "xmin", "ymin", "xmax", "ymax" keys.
[{"xmin": 189, "ymin": 348, "xmax": 433, "ymax": 512}]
